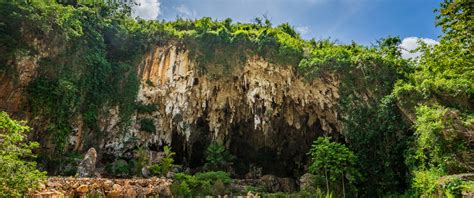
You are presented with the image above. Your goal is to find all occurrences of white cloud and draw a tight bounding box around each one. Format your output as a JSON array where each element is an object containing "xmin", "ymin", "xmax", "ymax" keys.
[
  {"xmin": 175, "ymin": 4, "xmax": 197, "ymax": 18},
  {"xmin": 296, "ymin": 26, "xmax": 310, "ymax": 35},
  {"xmin": 399, "ymin": 37, "xmax": 438, "ymax": 59},
  {"xmin": 131, "ymin": 0, "xmax": 161, "ymax": 20}
]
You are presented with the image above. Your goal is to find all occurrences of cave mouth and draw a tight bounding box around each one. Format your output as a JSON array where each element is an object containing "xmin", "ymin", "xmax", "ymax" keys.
[
  {"xmin": 227, "ymin": 118, "xmax": 322, "ymax": 178},
  {"xmin": 168, "ymin": 115, "xmax": 326, "ymax": 179}
]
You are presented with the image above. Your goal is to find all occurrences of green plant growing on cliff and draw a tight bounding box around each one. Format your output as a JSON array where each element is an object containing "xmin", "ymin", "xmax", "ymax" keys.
[
  {"xmin": 308, "ymin": 137, "xmax": 359, "ymax": 197},
  {"xmin": 140, "ymin": 118, "xmax": 156, "ymax": 134},
  {"xmin": 204, "ymin": 143, "xmax": 235, "ymax": 171},
  {"xmin": 392, "ymin": 0, "xmax": 473, "ymax": 196},
  {"xmin": 0, "ymin": 112, "xmax": 46, "ymax": 196}
]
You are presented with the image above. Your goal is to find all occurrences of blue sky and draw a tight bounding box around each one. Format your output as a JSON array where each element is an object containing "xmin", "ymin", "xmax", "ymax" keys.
[{"xmin": 132, "ymin": 0, "xmax": 441, "ymax": 57}]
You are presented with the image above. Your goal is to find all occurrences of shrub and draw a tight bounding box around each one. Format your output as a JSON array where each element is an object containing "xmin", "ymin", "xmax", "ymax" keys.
[
  {"xmin": 105, "ymin": 159, "xmax": 130, "ymax": 177},
  {"xmin": 204, "ymin": 143, "xmax": 234, "ymax": 171},
  {"xmin": 194, "ymin": 171, "xmax": 232, "ymax": 185},
  {"xmin": 148, "ymin": 145, "xmax": 175, "ymax": 177},
  {"xmin": 149, "ymin": 164, "xmax": 162, "ymax": 176},
  {"xmin": 134, "ymin": 146, "xmax": 150, "ymax": 176},
  {"xmin": 0, "ymin": 112, "xmax": 47, "ymax": 196},
  {"xmin": 139, "ymin": 118, "xmax": 156, "ymax": 133},
  {"xmin": 135, "ymin": 103, "xmax": 158, "ymax": 113},
  {"xmin": 160, "ymin": 146, "xmax": 175, "ymax": 176},
  {"xmin": 171, "ymin": 171, "xmax": 232, "ymax": 196}
]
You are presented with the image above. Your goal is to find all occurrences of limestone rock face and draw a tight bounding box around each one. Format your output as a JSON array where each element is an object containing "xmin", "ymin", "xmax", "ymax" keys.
[
  {"xmin": 100, "ymin": 44, "xmax": 341, "ymax": 176},
  {"xmin": 3, "ymin": 42, "xmax": 342, "ymax": 177},
  {"xmin": 77, "ymin": 148, "xmax": 97, "ymax": 177}
]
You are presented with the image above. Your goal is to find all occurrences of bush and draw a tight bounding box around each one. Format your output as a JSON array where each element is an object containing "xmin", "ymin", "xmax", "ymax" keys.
[
  {"xmin": 204, "ymin": 143, "xmax": 234, "ymax": 171},
  {"xmin": 194, "ymin": 171, "xmax": 232, "ymax": 185},
  {"xmin": 105, "ymin": 159, "xmax": 130, "ymax": 177},
  {"xmin": 171, "ymin": 171, "xmax": 232, "ymax": 196},
  {"xmin": 139, "ymin": 118, "xmax": 156, "ymax": 133},
  {"xmin": 148, "ymin": 146, "xmax": 175, "ymax": 177},
  {"xmin": 135, "ymin": 103, "xmax": 158, "ymax": 113},
  {"xmin": 0, "ymin": 112, "xmax": 46, "ymax": 196},
  {"xmin": 134, "ymin": 146, "xmax": 150, "ymax": 176},
  {"xmin": 149, "ymin": 164, "xmax": 162, "ymax": 176},
  {"xmin": 160, "ymin": 146, "xmax": 175, "ymax": 176}
]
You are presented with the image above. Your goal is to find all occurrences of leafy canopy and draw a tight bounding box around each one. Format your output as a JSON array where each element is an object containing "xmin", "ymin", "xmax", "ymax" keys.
[
  {"xmin": 0, "ymin": 112, "xmax": 46, "ymax": 196},
  {"xmin": 308, "ymin": 137, "xmax": 359, "ymax": 183}
]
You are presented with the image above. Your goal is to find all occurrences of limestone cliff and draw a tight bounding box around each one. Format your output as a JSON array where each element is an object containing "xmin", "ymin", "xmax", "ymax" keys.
[
  {"xmin": 92, "ymin": 43, "xmax": 341, "ymax": 176},
  {"xmin": 0, "ymin": 41, "xmax": 342, "ymax": 177}
]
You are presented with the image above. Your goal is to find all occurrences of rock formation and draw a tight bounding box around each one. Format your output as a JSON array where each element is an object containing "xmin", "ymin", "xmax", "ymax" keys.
[
  {"xmin": 30, "ymin": 177, "xmax": 172, "ymax": 197},
  {"xmin": 77, "ymin": 148, "xmax": 97, "ymax": 177},
  {"xmin": 1, "ymin": 43, "xmax": 342, "ymax": 177}
]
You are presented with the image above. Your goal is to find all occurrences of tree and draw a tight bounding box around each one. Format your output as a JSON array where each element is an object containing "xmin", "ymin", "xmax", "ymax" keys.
[
  {"xmin": 204, "ymin": 143, "xmax": 234, "ymax": 171},
  {"xmin": 0, "ymin": 112, "xmax": 46, "ymax": 196},
  {"xmin": 160, "ymin": 145, "xmax": 175, "ymax": 176},
  {"xmin": 308, "ymin": 137, "xmax": 359, "ymax": 197},
  {"xmin": 435, "ymin": 0, "xmax": 473, "ymax": 49}
]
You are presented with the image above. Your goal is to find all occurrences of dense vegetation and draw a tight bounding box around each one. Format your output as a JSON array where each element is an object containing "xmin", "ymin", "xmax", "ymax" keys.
[
  {"xmin": 0, "ymin": 0, "xmax": 472, "ymax": 197},
  {"xmin": 0, "ymin": 112, "xmax": 46, "ymax": 196}
]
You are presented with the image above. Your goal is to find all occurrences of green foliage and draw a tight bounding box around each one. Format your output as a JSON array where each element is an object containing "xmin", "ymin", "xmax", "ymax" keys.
[
  {"xmin": 435, "ymin": 0, "xmax": 473, "ymax": 49},
  {"xmin": 411, "ymin": 169, "xmax": 443, "ymax": 196},
  {"xmin": 194, "ymin": 171, "xmax": 232, "ymax": 185},
  {"xmin": 148, "ymin": 164, "xmax": 162, "ymax": 176},
  {"xmin": 0, "ymin": 1, "xmax": 149, "ymax": 159},
  {"xmin": 406, "ymin": 105, "xmax": 473, "ymax": 196},
  {"xmin": 392, "ymin": 1, "xmax": 474, "ymax": 196},
  {"xmin": 308, "ymin": 137, "xmax": 359, "ymax": 195},
  {"xmin": 148, "ymin": 145, "xmax": 175, "ymax": 176},
  {"xmin": 299, "ymin": 36, "xmax": 410, "ymax": 197},
  {"xmin": 160, "ymin": 146, "xmax": 175, "ymax": 176},
  {"xmin": 105, "ymin": 159, "xmax": 130, "ymax": 177},
  {"xmin": 204, "ymin": 143, "xmax": 235, "ymax": 171},
  {"xmin": 135, "ymin": 103, "xmax": 158, "ymax": 114},
  {"xmin": 59, "ymin": 152, "xmax": 83, "ymax": 176},
  {"xmin": 171, "ymin": 171, "xmax": 232, "ymax": 196},
  {"xmin": 407, "ymin": 105, "xmax": 471, "ymax": 173},
  {"xmin": 0, "ymin": 112, "xmax": 46, "ymax": 196},
  {"xmin": 344, "ymin": 96, "xmax": 411, "ymax": 196},
  {"xmin": 261, "ymin": 190, "xmax": 330, "ymax": 198},
  {"xmin": 139, "ymin": 118, "xmax": 156, "ymax": 134},
  {"xmin": 134, "ymin": 146, "xmax": 150, "ymax": 175}
]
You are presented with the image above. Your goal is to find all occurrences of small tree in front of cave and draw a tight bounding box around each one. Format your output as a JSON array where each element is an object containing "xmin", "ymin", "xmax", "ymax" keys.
[
  {"xmin": 150, "ymin": 145, "xmax": 176, "ymax": 177},
  {"xmin": 308, "ymin": 137, "xmax": 359, "ymax": 197},
  {"xmin": 0, "ymin": 112, "xmax": 46, "ymax": 196},
  {"xmin": 204, "ymin": 143, "xmax": 235, "ymax": 171}
]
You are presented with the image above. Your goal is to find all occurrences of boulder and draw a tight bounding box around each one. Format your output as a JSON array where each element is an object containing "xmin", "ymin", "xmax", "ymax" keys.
[
  {"xmin": 299, "ymin": 173, "xmax": 318, "ymax": 191},
  {"xmin": 260, "ymin": 175, "xmax": 297, "ymax": 192},
  {"xmin": 78, "ymin": 148, "xmax": 97, "ymax": 177},
  {"xmin": 76, "ymin": 185, "xmax": 89, "ymax": 194},
  {"xmin": 141, "ymin": 166, "xmax": 150, "ymax": 178}
]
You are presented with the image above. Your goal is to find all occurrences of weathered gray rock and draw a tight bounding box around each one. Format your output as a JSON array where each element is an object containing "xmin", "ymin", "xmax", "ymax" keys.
[
  {"xmin": 261, "ymin": 175, "xmax": 296, "ymax": 193},
  {"xmin": 299, "ymin": 173, "xmax": 318, "ymax": 191},
  {"xmin": 78, "ymin": 148, "xmax": 97, "ymax": 177},
  {"xmin": 141, "ymin": 167, "xmax": 150, "ymax": 178}
]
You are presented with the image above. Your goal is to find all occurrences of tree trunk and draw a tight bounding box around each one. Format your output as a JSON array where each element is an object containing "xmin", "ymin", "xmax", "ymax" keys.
[{"xmin": 342, "ymin": 173, "xmax": 346, "ymax": 198}]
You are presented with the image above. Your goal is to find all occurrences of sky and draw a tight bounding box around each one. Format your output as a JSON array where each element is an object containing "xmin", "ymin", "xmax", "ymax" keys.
[{"xmin": 132, "ymin": 0, "xmax": 442, "ymax": 58}]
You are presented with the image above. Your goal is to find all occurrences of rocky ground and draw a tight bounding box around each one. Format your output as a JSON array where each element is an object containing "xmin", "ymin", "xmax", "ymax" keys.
[{"xmin": 30, "ymin": 177, "xmax": 172, "ymax": 198}]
